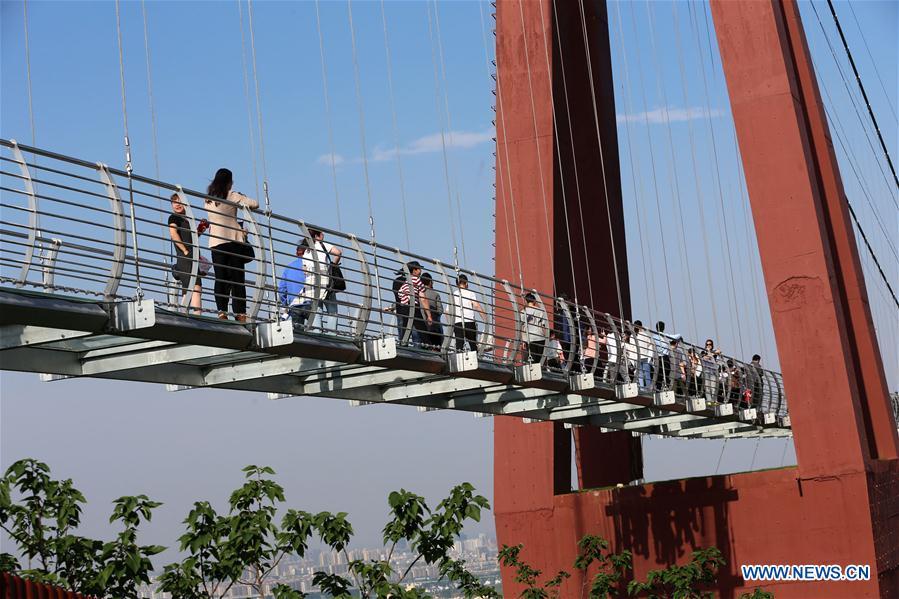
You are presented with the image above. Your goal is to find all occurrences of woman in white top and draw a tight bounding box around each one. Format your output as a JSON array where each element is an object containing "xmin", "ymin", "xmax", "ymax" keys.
[
  {"xmin": 451, "ymin": 274, "xmax": 486, "ymax": 352},
  {"xmin": 205, "ymin": 168, "xmax": 259, "ymax": 321}
]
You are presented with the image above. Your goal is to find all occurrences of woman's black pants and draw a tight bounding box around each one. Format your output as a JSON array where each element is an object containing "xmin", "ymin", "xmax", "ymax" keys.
[{"xmin": 211, "ymin": 242, "xmax": 247, "ymax": 315}]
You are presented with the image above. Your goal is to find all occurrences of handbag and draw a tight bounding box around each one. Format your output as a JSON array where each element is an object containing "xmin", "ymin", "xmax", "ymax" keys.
[
  {"xmin": 322, "ymin": 243, "xmax": 347, "ymax": 292},
  {"xmin": 232, "ymin": 240, "xmax": 255, "ymax": 265}
]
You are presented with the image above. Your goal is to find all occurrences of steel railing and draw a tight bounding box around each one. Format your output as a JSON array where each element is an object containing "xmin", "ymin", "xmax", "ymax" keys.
[{"xmin": 0, "ymin": 138, "xmax": 789, "ymax": 419}]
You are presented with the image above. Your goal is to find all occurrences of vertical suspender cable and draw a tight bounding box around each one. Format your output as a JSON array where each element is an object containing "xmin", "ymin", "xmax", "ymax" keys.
[
  {"xmin": 347, "ymin": 0, "xmax": 384, "ymax": 332},
  {"xmin": 619, "ymin": 1, "xmax": 673, "ymax": 323},
  {"xmin": 314, "ymin": 0, "xmax": 343, "ymax": 230},
  {"xmin": 245, "ymin": 0, "xmax": 278, "ymax": 320},
  {"xmin": 140, "ymin": 0, "xmax": 161, "ymax": 193},
  {"xmin": 479, "ymin": 1, "xmax": 523, "ymax": 291},
  {"xmin": 577, "ymin": 0, "xmax": 625, "ymax": 320},
  {"xmin": 237, "ymin": 0, "xmax": 261, "ymax": 203},
  {"xmin": 609, "ymin": 2, "xmax": 659, "ymax": 322},
  {"xmin": 23, "ymin": 0, "xmax": 37, "ymax": 151},
  {"xmin": 691, "ymin": 2, "xmax": 767, "ymax": 355},
  {"xmin": 431, "ymin": 1, "xmax": 468, "ymax": 267},
  {"xmin": 526, "ymin": 2, "xmax": 580, "ymax": 307},
  {"xmin": 378, "ymin": 0, "xmax": 410, "ymax": 249},
  {"xmin": 671, "ymin": 2, "xmax": 719, "ymax": 341},
  {"xmin": 681, "ymin": 1, "xmax": 745, "ymax": 355},
  {"xmin": 22, "ymin": 0, "xmax": 43, "ymax": 259},
  {"xmin": 114, "ymin": 0, "xmax": 144, "ymax": 300},
  {"xmin": 425, "ymin": 1, "xmax": 461, "ymax": 270},
  {"xmin": 513, "ymin": 1, "xmax": 558, "ymax": 296},
  {"xmin": 644, "ymin": 1, "xmax": 699, "ymax": 341}
]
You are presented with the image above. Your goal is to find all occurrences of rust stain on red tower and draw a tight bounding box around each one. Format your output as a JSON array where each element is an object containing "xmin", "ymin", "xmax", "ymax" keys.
[{"xmin": 492, "ymin": 0, "xmax": 898, "ymax": 596}]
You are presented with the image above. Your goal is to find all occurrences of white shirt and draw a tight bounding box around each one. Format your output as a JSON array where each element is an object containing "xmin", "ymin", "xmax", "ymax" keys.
[
  {"xmin": 603, "ymin": 334, "xmax": 618, "ymax": 362},
  {"xmin": 452, "ymin": 288, "xmax": 478, "ymax": 323},
  {"xmin": 299, "ymin": 240, "xmax": 335, "ymax": 302},
  {"xmin": 623, "ymin": 337, "xmax": 638, "ymax": 367},
  {"xmin": 635, "ymin": 329, "xmax": 654, "ymax": 361},
  {"xmin": 520, "ymin": 305, "xmax": 548, "ymax": 344}
]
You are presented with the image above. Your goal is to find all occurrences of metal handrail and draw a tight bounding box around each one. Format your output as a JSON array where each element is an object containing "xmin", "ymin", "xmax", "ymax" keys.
[{"xmin": 0, "ymin": 138, "xmax": 790, "ymax": 419}]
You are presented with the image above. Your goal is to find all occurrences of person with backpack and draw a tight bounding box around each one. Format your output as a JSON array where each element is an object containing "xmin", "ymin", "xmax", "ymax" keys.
[
  {"xmin": 308, "ymin": 228, "xmax": 343, "ymax": 334},
  {"xmin": 277, "ymin": 240, "xmax": 312, "ymax": 331},
  {"xmin": 392, "ymin": 260, "xmax": 431, "ymax": 345}
]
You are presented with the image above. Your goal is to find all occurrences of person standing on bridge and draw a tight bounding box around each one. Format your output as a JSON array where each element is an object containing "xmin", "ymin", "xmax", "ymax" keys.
[
  {"xmin": 393, "ymin": 261, "xmax": 432, "ymax": 345},
  {"xmin": 309, "ymin": 229, "xmax": 343, "ymax": 334},
  {"xmin": 278, "ymin": 240, "xmax": 312, "ymax": 330},
  {"xmin": 205, "ymin": 168, "xmax": 259, "ymax": 322},
  {"xmin": 168, "ymin": 193, "xmax": 208, "ymax": 312},
  {"xmin": 520, "ymin": 292, "xmax": 548, "ymax": 365},
  {"xmin": 633, "ymin": 320, "xmax": 654, "ymax": 390},
  {"xmin": 451, "ymin": 274, "xmax": 486, "ymax": 352}
]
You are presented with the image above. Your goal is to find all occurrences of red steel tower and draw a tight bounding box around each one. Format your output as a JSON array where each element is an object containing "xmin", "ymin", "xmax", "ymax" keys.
[{"xmin": 492, "ymin": 1, "xmax": 899, "ymax": 596}]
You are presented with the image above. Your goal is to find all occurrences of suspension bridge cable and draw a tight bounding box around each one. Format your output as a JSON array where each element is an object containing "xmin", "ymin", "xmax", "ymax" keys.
[
  {"xmin": 809, "ymin": 2, "xmax": 897, "ymax": 205},
  {"xmin": 477, "ymin": 1, "xmax": 518, "ymax": 282},
  {"xmin": 518, "ymin": 1, "xmax": 580, "ymax": 306},
  {"xmin": 576, "ymin": 0, "xmax": 625, "ymax": 319},
  {"xmin": 22, "ymin": 0, "xmax": 37, "ymax": 150},
  {"xmin": 671, "ymin": 1, "xmax": 720, "ymax": 342},
  {"xmin": 644, "ymin": 0, "xmax": 700, "ymax": 342},
  {"xmin": 139, "ymin": 0, "xmax": 161, "ymax": 190},
  {"xmin": 511, "ymin": 1, "xmax": 556, "ymax": 294},
  {"xmin": 113, "ymin": 0, "xmax": 145, "ymax": 299},
  {"xmin": 682, "ymin": 1, "xmax": 745, "ymax": 356},
  {"xmin": 846, "ymin": 1, "xmax": 897, "ymax": 122},
  {"xmin": 547, "ymin": 1, "xmax": 598, "ymax": 309},
  {"xmin": 378, "ymin": 0, "xmax": 410, "ymax": 249},
  {"xmin": 492, "ymin": 21, "xmax": 527, "ymax": 292},
  {"xmin": 237, "ymin": 0, "xmax": 261, "ymax": 204},
  {"xmin": 22, "ymin": 0, "xmax": 43, "ymax": 251},
  {"xmin": 821, "ymin": 94, "xmax": 899, "ymax": 264},
  {"xmin": 806, "ymin": 6, "xmax": 899, "ymax": 260},
  {"xmin": 431, "ymin": 0, "xmax": 468, "ymax": 267},
  {"xmin": 245, "ymin": 0, "xmax": 278, "ymax": 320},
  {"xmin": 690, "ymin": 1, "xmax": 769, "ymax": 355},
  {"xmin": 346, "ymin": 0, "xmax": 385, "ymax": 330},
  {"xmin": 617, "ymin": 1, "xmax": 675, "ymax": 325},
  {"xmin": 313, "ymin": 0, "xmax": 343, "ymax": 230},
  {"xmin": 139, "ymin": 0, "xmax": 167, "ymax": 272},
  {"xmin": 425, "ymin": 1, "xmax": 461, "ymax": 269},
  {"xmin": 609, "ymin": 3, "xmax": 659, "ymax": 322},
  {"xmin": 824, "ymin": 0, "xmax": 899, "ymax": 191}
]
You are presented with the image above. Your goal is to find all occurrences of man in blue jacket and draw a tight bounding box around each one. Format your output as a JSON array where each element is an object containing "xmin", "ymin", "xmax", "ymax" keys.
[{"xmin": 278, "ymin": 240, "xmax": 311, "ymax": 330}]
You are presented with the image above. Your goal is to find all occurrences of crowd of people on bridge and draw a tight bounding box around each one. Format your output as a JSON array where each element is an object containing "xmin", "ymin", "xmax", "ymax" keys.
[{"xmin": 167, "ymin": 167, "xmax": 769, "ymax": 410}]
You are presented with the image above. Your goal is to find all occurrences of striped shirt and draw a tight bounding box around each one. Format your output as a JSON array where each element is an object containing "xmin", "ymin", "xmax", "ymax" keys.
[{"xmin": 398, "ymin": 275, "xmax": 425, "ymax": 306}]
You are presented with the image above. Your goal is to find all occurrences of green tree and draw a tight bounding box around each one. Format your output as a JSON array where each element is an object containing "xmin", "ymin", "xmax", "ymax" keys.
[
  {"xmin": 159, "ymin": 466, "xmax": 498, "ymax": 599},
  {"xmin": 0, "ymin": 458, "xmax": 163, "ymax": 598},
  {"xmin": 497, "ymin": 535, "xmax": 632, "ymax": 599},
  {"xmin": 627, "ymin": 546, "xmax": 726, "ymax": 599}
]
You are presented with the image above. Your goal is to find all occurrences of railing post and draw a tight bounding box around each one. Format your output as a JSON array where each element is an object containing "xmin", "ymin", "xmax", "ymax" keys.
[
  {"xmin": 242, "ymin": 206, "xmax": 266, "ymax": 322},
  {"xmin": 97, "ymin": 164, "xmax": 127, "ymax": 300},
  {"xmin": 348, "ymin": 234, "xmax": 372, "ymax": 341},
  {"xmin": 10, "ymin": 141, "xmax": 39, "ymax": 288}
]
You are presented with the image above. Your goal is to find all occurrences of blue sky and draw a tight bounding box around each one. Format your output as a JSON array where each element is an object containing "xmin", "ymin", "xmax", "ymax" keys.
[{"xmin": 1, "ymin": 0, "xmax": 896, "ymax": 562}]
